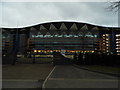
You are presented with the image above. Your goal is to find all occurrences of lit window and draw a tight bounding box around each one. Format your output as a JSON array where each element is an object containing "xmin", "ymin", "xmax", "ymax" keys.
[
  {"xmin": 58, "ymin": 35, "xmax": 62, "ymax": 37},
  {"xmin": 69, "ymin": 34, "xmax": 73, "ymax": 37},
  {"xmin": 78, "ymin": 32, "xmax": 83, "ymax": 37},
  {"xmin": 106, "ymin": 38, "xmax": 109, "ymax": 40},
  {"xmin": 106, "ymin": 34, "xmax": 109, "ymax": 36},
  {"xmin": 116, "ymin": 34, "xmax": 120, "ymax": 37},
  {"xmin": 103, "ymin": 34, "xmax": 105, "ymax": 36},
  {"xmin": 117, "ymin": 38, "xmax": 120, "ymax": 40},
  {"xmin": 64, "ymin": 35, "xmax": 69, "ymax": 37},
  {"xmin": 74, "ymin": 35, "xmax": 78, "ymax": 37},
  {"xmin": 38, "ymin": 35, "xmax": 43, "ymax": 37},
  {"xmin": 117, "ymin": 50, "xmax": 120, "ymax": 52},
  {"xmin": 103, "ymin": 37, "xmax": 105, "ymax": 39},
  {"xmin": 44, "ymin": 35, "xmax": 52, "ymax": 37},
  {"xmin": 116, "ymin": 48, "xmax": 120, "ymax": 49},
  {"xmin": 117, "ymin": 53, "xmax": 120, "ymax": 55},
  {"xmin": 34, "ymin": 50, "xmax": 37, "ymax": 53},
  {"xmin": 53, "ymin": 32, "xmax": 59, "ymax": 37},
  {"xmin": 106, "ymin": 44, "xmax": 109, "ymax": 46},
  {"xmin": 106, "ymin": 47, "xmax": 109, "ymax": 49},
  {"xmin": 32, "ymin": 35, "xmax": 35, "ymax": 38},
  {"xmin": 116, "ymin": 42, "xmax": 120, "ymax": 43},
  {"xmin": 92, "ymin": 51, "xmax": 94, "ymax": 53},
  {"xmin": 54, "ymin": 34, "xmax": 58, "ymax": 37},
  {"xmin": 94, "ymin": 35, "xmax": 97, "ymax": 37},
  {"xmin": 38, "ymin": 50, "xmax": 41, "ymax": 52}
]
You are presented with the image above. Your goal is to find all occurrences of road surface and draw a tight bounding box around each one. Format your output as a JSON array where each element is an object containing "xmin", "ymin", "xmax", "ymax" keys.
[{"xmin": 43, "ymin": 65, "xmax": 119, "ymax": 89}]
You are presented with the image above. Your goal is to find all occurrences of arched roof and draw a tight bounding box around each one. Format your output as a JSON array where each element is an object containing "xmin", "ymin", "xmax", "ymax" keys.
[{"xmin": 1, "ymin": 21, "xmax": 120, "ymax": 32}]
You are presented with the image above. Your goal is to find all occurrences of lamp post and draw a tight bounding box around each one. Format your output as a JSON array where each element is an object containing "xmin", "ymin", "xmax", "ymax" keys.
[
  {"xmin": 33, "ymin": 49, "xmax": 37, "ymax": 64},
  {"xmin": 32, "ymin": 31, "xmax": 37, "ymax": 64}
]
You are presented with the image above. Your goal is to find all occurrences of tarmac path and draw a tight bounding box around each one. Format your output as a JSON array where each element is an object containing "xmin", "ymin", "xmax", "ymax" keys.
[{"xmin": 43, "ymin": 65, "xmax": 119, "ymax": 89}]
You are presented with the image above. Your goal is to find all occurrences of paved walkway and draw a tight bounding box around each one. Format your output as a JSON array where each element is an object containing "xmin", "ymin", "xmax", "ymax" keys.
[{"xmin": 43, "ymin": 65, "xmax": 119, "ymax": 89}]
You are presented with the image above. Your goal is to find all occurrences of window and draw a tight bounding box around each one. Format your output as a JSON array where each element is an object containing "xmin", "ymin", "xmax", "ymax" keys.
[
  {"xmin": 53, "ymin": 32, "xmax": 59, "ymax": 37},
  {"xmin": 61, "ymin": 32, "xmax": 67, "ymax": 37},
  {"xmin": 44, "ymin": 32, "xmax": 52, "ymax": 37},
  {"xmin": 78, "ymin": 32, "xmax": 83, "ymax": 37}
]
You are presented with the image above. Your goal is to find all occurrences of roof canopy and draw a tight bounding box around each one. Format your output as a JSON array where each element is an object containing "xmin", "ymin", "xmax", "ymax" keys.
[{"xmin": 1, "ymin": 21, "xmax": 120, "ymax": 32}]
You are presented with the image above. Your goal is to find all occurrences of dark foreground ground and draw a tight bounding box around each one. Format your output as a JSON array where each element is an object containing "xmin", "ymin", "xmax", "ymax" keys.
[
  {"xmin": 2, "ymin": 63, "xmax": 54, "ymax": 89},
  {"xmin": 2, "ymin": 58, "xmax": 120, "ymax": 90}
]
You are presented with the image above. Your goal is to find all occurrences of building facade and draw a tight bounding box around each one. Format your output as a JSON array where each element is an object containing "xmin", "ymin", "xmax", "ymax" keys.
[{"xmin": 1, "ymin": 21, "xmax": 120, "ymax": 55}]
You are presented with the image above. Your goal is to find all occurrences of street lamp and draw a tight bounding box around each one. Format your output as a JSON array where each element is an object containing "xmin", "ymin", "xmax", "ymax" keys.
[{"xmin": 33, "ymin": 49, "xmax": 37, "ymax": 64}]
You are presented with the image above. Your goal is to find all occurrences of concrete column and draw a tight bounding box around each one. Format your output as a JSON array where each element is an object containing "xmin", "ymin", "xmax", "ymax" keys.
[
  {"xmin": 109, "ymin": 31, "xmax": 116, "ymax": 54},
  {"xmin": 12, "ymin": 31, "xmax": 20, "ymax": 52}
]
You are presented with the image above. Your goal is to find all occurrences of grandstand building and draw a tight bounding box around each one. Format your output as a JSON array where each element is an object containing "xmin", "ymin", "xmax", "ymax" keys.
[{"xmin": 1, "ymin": 21, "xmax": 120, "ymax": 55}]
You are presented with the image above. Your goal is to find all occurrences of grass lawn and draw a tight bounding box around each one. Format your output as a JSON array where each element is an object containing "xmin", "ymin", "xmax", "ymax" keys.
[{"xmin": 79, "ymin": 65, "xmax": 120, "ymax": 74}]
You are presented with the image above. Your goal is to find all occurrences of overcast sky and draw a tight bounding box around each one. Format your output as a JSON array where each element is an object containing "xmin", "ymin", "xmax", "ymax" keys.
[{"xmin": 0, "ymin": 2, "xmax": 118, "ymax": 28}]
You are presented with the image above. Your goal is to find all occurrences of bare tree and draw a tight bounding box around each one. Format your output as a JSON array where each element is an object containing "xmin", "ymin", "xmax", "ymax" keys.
[{"xmin": 108, "ymin": 1, "xmax": 120, "ymax": 12}]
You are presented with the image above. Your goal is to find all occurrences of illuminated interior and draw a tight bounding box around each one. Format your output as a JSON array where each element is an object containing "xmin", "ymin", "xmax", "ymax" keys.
[
  {"xmin": 116, "ymin": 34, "xmax": 120, "ymax": 55},
  {"xmin": 101, "ymin": 34, "xmax": 110, "ymax": 53},
  {"xmin": 33, "ymin": 50, "xmax": 94, "ymax": 53}
]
